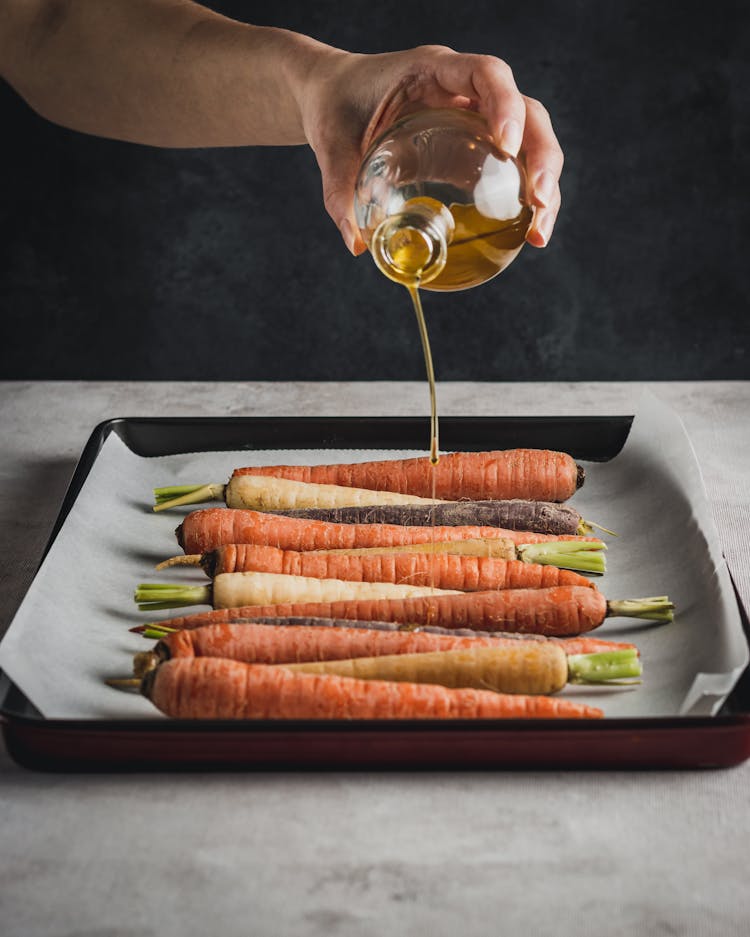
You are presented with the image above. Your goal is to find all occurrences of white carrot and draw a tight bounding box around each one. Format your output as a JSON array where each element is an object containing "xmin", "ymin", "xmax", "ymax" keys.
[
  {"xmin": 135, "ymin": 570, "xmax": 460, "ymax": 611},
  {"xmin": 154, "ymin": 474, "xmax": 444, "ymax": 513}
]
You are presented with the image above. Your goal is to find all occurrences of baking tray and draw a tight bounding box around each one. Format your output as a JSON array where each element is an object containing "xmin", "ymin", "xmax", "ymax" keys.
[{"xmin": 2, "ymin": 415, "xmax": 749, "ymax": 771}]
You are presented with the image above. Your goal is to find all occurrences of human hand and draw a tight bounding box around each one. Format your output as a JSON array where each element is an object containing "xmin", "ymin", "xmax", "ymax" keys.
[{"xmin": 299, "ymin": 45, "xmax": 563, "ymax": 256}]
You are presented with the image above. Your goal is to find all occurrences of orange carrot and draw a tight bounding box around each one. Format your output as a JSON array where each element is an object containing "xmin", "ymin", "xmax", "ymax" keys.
[
  {"xmin": 167, "ymin": 544, "xmax": 597, "ymax": 591},
  {"xmin": 176, "ymin": 508, "xmax": 595, "ymax": 555},
  {"xmin": 140, "ymin": 620, "xmax": 637, "ymax": 668},
  {"xmin": 232, "ymin": 449, "xmax": 583, "ymax": 502},
  {"xmin": 144, "ymin": 585, "xmax": 610, "ymax": 636},
  {"xmin": 142, "ymin": 657, "xmax": 603, "ymax": 719},
  {"xmin": 158, "ymin": 541, "xmax": 512, "ymax": 573}
]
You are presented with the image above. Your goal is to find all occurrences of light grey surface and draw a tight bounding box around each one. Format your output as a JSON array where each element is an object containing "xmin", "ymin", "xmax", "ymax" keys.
[{"xmin": 1, "ymin": 381, "xmax": 749, "ymax": 937}]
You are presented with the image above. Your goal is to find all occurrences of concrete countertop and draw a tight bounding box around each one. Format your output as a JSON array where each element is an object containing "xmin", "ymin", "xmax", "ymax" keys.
[{"xmin": 1, "ymin": 381, "xmax": 749, "ymax": 937}]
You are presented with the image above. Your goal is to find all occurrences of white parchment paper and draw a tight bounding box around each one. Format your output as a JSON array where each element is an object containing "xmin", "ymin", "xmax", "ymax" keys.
[{"xmin": 0, "ymin": 391, "xmax": 747, "ymax": 719}]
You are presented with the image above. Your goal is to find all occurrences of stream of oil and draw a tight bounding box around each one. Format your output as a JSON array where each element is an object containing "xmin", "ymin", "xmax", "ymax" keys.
[
  {"xmin": 405, "ymin": 284, "xmax": 439, "ymax": 597},
  {"xmin": 407, "ymin": 285, "xmax": 439, "ymax": 466}
]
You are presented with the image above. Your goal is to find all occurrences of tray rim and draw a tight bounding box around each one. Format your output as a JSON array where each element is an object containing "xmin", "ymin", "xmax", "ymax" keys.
[{"xmin": 3, "ymin": 413, "xmax": 749, "ymax": 770}]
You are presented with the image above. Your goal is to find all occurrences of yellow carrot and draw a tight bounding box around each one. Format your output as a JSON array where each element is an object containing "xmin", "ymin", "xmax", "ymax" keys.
[{"xmin": 283, "ymin": 643, "xmax": 570, "ymax": 695}]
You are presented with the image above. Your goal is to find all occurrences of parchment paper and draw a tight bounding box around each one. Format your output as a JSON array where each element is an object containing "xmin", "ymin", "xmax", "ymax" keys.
[{"xmin": 0, "ymin": 391, "xmax": 746, "ymax": 719}]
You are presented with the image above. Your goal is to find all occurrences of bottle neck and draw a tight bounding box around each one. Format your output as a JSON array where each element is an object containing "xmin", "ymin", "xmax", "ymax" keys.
[{"xmin": 370, "ymin": 198, "xmax": 455, "ymax": 287}]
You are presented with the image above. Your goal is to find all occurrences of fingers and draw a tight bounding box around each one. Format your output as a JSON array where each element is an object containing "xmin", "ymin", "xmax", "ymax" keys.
[
  {"xmin": 430, "ymin": 50, "xmax": 527, "ymax": 157},
  {"xmin": 520, "ymin": 95, "xmax": 563, "ymax": 247},
  {"xmin": 313, "ymin": 135, "xmax": 368, "ymax": 256},
  {"xmin": 428, "ymin": 49, "xmax": 563, "ymax": 246},
  {"xmin": 309, "ymin": 47, "xmax": 563, "ymax": 255}
]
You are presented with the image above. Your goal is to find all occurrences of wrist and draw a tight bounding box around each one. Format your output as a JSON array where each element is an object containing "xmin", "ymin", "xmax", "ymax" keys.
[{"xmin": 278, "ymin": 31, "xmax": 351, "ymax": 145}]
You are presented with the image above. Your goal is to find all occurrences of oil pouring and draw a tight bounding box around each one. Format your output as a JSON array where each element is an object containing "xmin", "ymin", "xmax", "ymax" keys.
[{"xmin": 354, "ymin": 108, "xmax": 534, "ymax": 463}]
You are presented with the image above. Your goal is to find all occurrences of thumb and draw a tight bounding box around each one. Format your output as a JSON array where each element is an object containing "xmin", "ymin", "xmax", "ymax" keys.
[{"xmin": 314, "ymin": 141, "xmax": 368, "ymax": 256}]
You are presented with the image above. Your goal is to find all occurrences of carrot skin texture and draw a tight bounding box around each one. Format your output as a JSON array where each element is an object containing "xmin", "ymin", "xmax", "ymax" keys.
[
  {"xmin": 176, "ymin": 508, "xmax": 594, "ymax": 555},
  {"xmin": 148, "ymin": 585, "xmax": 609, "ymax": 636},
  {"xmin": 273, "ymin": 500, "xmax": 582, "ymax": 535},
  {"xmin": 211, "ymin": 570, "xmax": 458, "ymax": 610},
  {"xmin": 225, "ymin": 474, "xmax": 441, "ymax": 510},
  {"xmin": 202, "ymin": 539, "xmax": 519, "ymax": 575},
  {"xmin": 200, "ymin": 544, "xmax": 595, "ymax": 591},
  {"xmin": 144, "ymin": 658, "xmax": 603, "ymax": 719},
  {"xmin": 155, "ymin": 621, "xmax": 631, "ymax": 665},
  {"xmin": 285, "ymin": 644, "xmax": 570, "ymax": 695},
  {"xmin": 231, "ymin": 449, "xmax": 582, "ymax": 502}
]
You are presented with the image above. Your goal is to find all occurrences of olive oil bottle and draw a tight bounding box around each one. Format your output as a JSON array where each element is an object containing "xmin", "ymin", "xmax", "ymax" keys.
[{"xmin": 354, "ymin": 109, "xmax": 533, "ymax": 462}]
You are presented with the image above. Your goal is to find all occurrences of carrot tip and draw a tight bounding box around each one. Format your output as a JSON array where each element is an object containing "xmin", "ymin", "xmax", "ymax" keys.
[
  {"xmin": 105, "ymin": 677, "xmax": 141, "ymax": 691},
  {"xmin": 155, "ymin": 554, "xmax": 203, "ymax": 570}
]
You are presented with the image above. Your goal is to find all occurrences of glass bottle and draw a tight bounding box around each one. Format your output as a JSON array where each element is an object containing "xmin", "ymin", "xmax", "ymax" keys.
[{"xmin": 354, "ymin": 108, "xmax": 533, "ymax": 291}]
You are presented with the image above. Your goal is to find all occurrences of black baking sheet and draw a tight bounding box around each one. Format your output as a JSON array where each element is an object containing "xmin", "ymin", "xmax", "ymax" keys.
[{"xmin": 2, "ymin": 415, "xmax": 749, "ymax": 770}]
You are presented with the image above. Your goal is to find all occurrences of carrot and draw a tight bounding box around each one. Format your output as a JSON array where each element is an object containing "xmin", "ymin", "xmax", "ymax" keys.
[
  {"xmin": 154, "ymin": 474, "xmax": 444, "ymax": 513},
  {"xmin": 141, "ymin": 657, "xmax": 604, "ymax": 719},
  {"xmin": 237, "ymin": 449, "xmax": 584, "ymax": 500},
  {"xmin": 134, "ymin": 622, "xmax": 641, "ymax": 690},
  {"xmin": 159, "ymin": 536, "xmax": 607, "ymax": 575},
  {"xmin": 135, "ymin": 615, "xmax": 639, "ymax": 657},
  {"xmin": 154, "ymin": 478, "xmax": 589, "ymax": 535},
  {"xmin": 153, "ymin": 448, "xmax": 584, "ymax": 509},
  {"xmin": 157, "ymin": 544, "xmax": 597, "ymax": 590},
  {"xmin": 176, "ymin": 508, "xmax": 598, "ymax": 556},
  {"xmin": 283, "ymin": 645, "xmax": 641, "ymax": 694},
  {"xmin": 311, "ymin": 538, "xmax": 607, "ymax": 573},
  {"xmin": 137, "ymin": 620, "xmax": 637, "ymax": 668},
  {"xmin": 159, "ymin": 540, "xmax": 515, "ymax": 573},
  {"xmin": 141, "ymin": 587, "xmax": 674, "ymax": 637},
  {"xmin": 272, "ymin": 500, "xmax": 586, "ymax": 535},
  {"xmin": 134, "ymin": 570, "xmax": 459, "ymax": 612}
]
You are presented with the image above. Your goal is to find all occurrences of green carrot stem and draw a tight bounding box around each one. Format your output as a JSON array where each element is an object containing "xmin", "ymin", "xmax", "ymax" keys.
[
  {"xmin": 518, "ymin": 540, "xmax": 606, "ymax": 574},
  {"xmin": 567, "ymin": 649, "xmax": 642, "ymax": 684},
  {"xmin": 152, "ymin": 483, "xmax": 225, "ymax": 513},
  {"xmin": 584, "ymin": 520, "xmax": 619, "ymax": 537},
  {"xmin": 521, "ymin": 540, "xmax": 606, "ymax": 555},
  {"xmin": 606, "ymin": 596, "xmax": 675, "ymax": 623},
  {"xmin": 132, "ymin": 622, "xmax": 177, "ymax": 634},
  {"xmin": 537, "ymin": 552, "xmax": 605, "ymax": 574},
  {"xmin": 154, "ymin": 484, "xmax": 209, "ymax": 500},
  {"xmin": 142, "ymin": 627, "xmax": 175, "ymax": 639},
  {"xmin": 134, "ymin": 583, "xmax": 212, "ymax": 611},
  {"xmin": 577, "ymin": 519, "xmax": 616, "ymax": 537}
]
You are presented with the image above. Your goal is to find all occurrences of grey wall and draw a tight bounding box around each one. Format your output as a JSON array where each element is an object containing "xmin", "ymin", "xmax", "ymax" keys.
[{"xmin": 1, "ymin": 0, "xmax": 748, "ymax": 381}]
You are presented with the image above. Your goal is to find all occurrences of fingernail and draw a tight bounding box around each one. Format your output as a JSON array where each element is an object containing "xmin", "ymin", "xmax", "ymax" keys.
[
  {"xmin": 533, "ymin": 170, "xmax": 556, "ymax": 208},
  {"xmin": 534, "ymin": 211, "xmax": 555, "ymax": 246},
  {"xmin": 340, "ymin": 219, "xmax": 357, "ymax": 255},
  {"xmin": 499, "ymin": 119, "xmax": 523, "ymax": 158}
]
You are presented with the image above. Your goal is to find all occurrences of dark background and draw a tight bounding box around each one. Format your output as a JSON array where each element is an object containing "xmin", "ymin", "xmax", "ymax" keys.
[{"xmin": 1, "ymin": 0, "xmax": 748, "ymax": 381}]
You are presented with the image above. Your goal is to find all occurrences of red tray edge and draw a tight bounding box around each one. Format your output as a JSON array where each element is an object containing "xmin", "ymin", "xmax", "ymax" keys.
[{"xmin": 5, "ymin": 714, "xmax": 750, "ymax": 772}]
